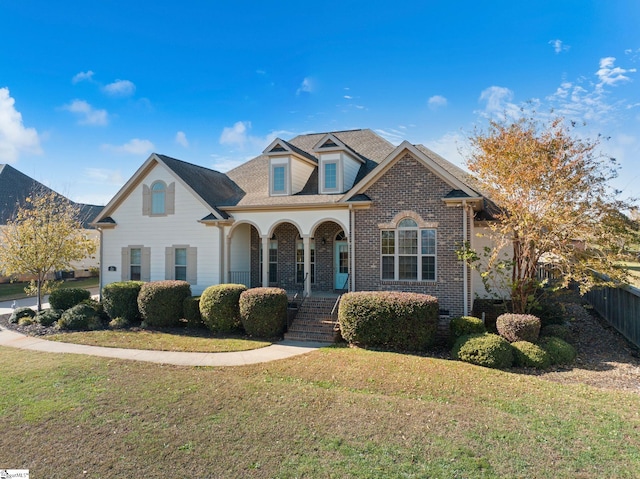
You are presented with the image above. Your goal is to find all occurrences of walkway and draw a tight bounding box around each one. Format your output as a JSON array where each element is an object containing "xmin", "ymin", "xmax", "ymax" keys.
[{"xmin": 0, "ymin": 296, "xmax": 325, "ymax": 366}]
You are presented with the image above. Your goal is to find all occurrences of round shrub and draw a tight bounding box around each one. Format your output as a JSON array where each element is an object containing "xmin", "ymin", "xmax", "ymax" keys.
[
  {"xmin": 496, "ymin": 313, "xmax": 541, "ymax": 343},
  {"xmin": 18, "ymin": 316, "xmax": 36, "ymax": 326},
  {"xmin": 137, "ymin": 280, "xmax": 192, "ymax": 327},
  {"xmin": 540, "ymin": 336, "xmax": 577, "ymax": 365},
  {"xmin": 452, "ymin": 333, "xmax": 514, "ymax": 369},
  {"xmin": 338, "ymin": 291, "xmax": 439, "ymax": 352},
  {"xmin": 9, "ymin": 306, "xmax": 36, "ymax": 324},
  {"xmin": 102, "ymin": 281, "xmax": 143, "ymax": 321},
  {"xmin": 450, "ymin": 316, "xmax": 486, "ymax": 344},
  {"xmin": 200, "ymin": 284, "xmax": 247, "ymax": 332},
  {"xmin": 239, "ymin": 287, "xmax": 287, "ymax": 338},
  {"xmin": 540, "ymin": 324, "xmax": 572, "ymax": 342},
  {"xmin": 57, "ymin": 303, "xmax": 101, "ymax": 330},
  {"xmin": 109, "ymin": 317, "xmax": 129, "ymax": 330},
  {"xmin": 35, "ymin": 309, "xmax": 62, "ymax": 327},
  {"xmin": 511, "ymin": 341, "xmax": 551, "ymax": 369},
  {"xmin": 48, "ymin": 287, "xmax": 91, "ymax": 311},
  {"xmin": 183, "ymin": 296, "xmax": 203, "ymax": 328}
]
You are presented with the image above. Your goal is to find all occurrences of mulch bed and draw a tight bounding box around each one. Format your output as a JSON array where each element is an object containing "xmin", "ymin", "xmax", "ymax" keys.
[{"xmin": 3, "ymin": 293, "xmax": 640, "ymax": 394}]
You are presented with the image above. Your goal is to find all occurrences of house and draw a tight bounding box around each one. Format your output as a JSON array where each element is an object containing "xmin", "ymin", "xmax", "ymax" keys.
[
  {"xmin": 92, "ymin": 129, "xmax": 496, "ymax": 318},
  {"xmin": 0, "ymin": 164, "xmax": 103, "ymax": 281}
]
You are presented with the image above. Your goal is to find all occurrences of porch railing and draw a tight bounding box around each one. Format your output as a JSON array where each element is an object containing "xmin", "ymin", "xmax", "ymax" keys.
[
  {"xmin": 330, "ymin": 273, "xmax": 350, "ymax": 330},
  {"xmin": 287, "ymin": 273, "xmax": 308, "ymax": 328},
  {"xmin": 229, "ymin": 270, "xmax": 250, "ymax": 287}
]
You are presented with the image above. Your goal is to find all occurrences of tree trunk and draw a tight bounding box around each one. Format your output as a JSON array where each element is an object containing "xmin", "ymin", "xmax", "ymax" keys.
[{"xmin": 36, "ymin": 277, "xmax": 42, "ymax": 312}]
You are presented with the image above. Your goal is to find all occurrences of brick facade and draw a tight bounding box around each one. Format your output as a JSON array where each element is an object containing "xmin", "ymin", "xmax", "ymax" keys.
[{"xmin": 353, "ymin": 152, "xmax": 468, "ymax": 317}]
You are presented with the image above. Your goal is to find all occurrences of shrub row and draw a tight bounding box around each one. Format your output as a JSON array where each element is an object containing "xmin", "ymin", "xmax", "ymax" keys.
[{"xmin": 338, "ymin": 291, "xmax": 439, "ymax": 352}]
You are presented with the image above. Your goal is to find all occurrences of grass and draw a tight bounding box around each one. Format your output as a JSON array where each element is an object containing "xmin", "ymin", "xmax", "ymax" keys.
[
  {"xmin": 1, "ymin": 345, "xmax": 639, "ymax": 477},
  {"xmin": 45, "ymin": 329, "xmax": 271, "ymax": 352},
  {"xmin": 0, "ymin": 277, "xmax": 99, "ymax": 301}
]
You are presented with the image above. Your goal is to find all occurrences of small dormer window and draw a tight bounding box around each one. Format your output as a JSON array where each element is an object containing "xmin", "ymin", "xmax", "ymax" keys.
[
  {"xmin": 273, "ymin": 165, "xmax": 286, "ymax": 193},
  {"xmin": 324, "ymin": 162, "xmax": 338, "ymax": 190},
  {"xmin": 151, "ymin": 181, "xmax": 166, "ymax": 214}
]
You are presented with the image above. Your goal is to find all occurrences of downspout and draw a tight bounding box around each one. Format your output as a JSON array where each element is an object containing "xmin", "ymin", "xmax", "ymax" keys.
[
  {"xmin": 218, "ymin": 225, "xmax": 224, "ymax": 285},
  {"xmin": 462, "ymin": 200, "xmax": 468, "ymax": 316},
  {"xmin": 349, "ymin": 203, "xmax": 354, "ymax": 292},
  {"xmin": 97, "ymin": 227, "xmax": 103, "ymax": 301}
]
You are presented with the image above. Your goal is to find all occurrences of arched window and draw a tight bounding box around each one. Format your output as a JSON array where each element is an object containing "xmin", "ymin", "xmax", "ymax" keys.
[
  {"xmin": 381, "ymin": 216, "xmax": 436, "ymax": 281},
  {"xmin": 151, "ymin": 181, "xmax": 166, "ymax": 215}
]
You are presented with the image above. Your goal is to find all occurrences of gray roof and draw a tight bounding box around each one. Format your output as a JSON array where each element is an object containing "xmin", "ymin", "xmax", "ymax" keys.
[
  {"xmin": 0, "ymin": 164, "xmax": 102, "ymax": 228},
  {"xmin": 157, "ymin": 154, "xmax": 245, "ymax": 219}
]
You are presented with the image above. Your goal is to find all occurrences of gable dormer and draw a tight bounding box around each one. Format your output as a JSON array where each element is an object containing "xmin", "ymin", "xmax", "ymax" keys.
[
  {"xmin": 313, "ymin": 133, "xmax": 365, "ymax": 194},
  {"xmin": 263, "ymin": 139, "xmax": 316, "ymax": 196}
]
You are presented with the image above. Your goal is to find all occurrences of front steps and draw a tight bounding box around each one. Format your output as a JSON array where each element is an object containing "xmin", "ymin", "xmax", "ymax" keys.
[{"xmin": 284, "ymin": 296, "xmax": 340, "ymax": 342}]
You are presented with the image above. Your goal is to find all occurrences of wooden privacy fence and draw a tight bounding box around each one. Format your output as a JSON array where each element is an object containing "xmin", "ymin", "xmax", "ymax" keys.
[{"xmin": 584, "ymin": 283, "xmax": 640, "ymax": 349}]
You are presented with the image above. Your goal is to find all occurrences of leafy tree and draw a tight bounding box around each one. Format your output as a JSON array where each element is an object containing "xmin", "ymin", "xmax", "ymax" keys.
[
  {"xmin": 0, "ymin": 189, "xmax": 97, "ymax": 310},
  {"xmin": 462, "ymin": 114, "xmax": 636, "ymax": 313}
]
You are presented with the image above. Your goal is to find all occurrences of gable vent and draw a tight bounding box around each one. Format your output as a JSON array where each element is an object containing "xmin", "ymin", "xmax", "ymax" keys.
[{"xmin": 320, "ymin": 140, "xmax": 338, "ymax": 148}]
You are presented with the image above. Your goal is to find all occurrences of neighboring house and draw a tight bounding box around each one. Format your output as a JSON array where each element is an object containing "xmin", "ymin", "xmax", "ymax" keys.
[
  {"xmin": 0, "ymin": 164, "xmax": 102, "ymax": 281},
  {"xmin": 92, "ymin": 129, "xmax": 497, "ymax": 317}
]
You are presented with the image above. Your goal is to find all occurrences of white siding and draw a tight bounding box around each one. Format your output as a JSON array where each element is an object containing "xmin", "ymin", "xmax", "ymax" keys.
[
  {"xmin": 229, "ymin": 222, "xmax": 251, "ymax": 284},
  {"xmin": 342, "ymin": 153, "xmax": 361, "ymax": 191},
  {"xmin": 100, "ymin": 163, "xmax": 220, "ymax": 295},
  {"xmin": 290, "ymin": 158, "xmax": 315, "ymax": 194}
]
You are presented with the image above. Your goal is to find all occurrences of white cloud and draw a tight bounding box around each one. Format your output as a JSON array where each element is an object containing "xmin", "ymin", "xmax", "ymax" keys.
[
  {"xmin": 478, "ymin": 86, "xmax": 520, "ymax": 118},
  {"xmin": 344, "ymin": 95, "xmax": 353, "ymax": 100},
  {"xmin": 549, "ymin": 39, "xmax": 570, "ymax": 54},
  {"xmin": 102, "ymin": 138, "xmax": 154, "ymax": 155},
  {"xmin": 596, "ymin": 57, "xmax": 636, "ymax": 88},
  {"xmin": 83, "ymin": 167, "xmax": 124, "ymax": 185},
  {"xmin": 72, "ymin": 70, "xmax": 95, "ymax": 84},
  {"xmin": 428, "ymin": 95, "xmax": 448, "ymax": 110},
  {"xmin": 296, "ymin": 77, "xmax": 314, "ymax": 95},
  {"xmin": 175, "ymin": 131, "xmax": 189, "ymax": 148},
  {"xmin": 102, "ymin": 79, "xmax": 136, "ymax": 97},
  {"xmin": 0, "ymin": 87, "xmax": 42, "ymax": 162},
  {"xmin": 210, "ymin": 153, "xmax": 255, "ymax": 173},
  {"xmin": 63, "ymin": 99, "xmax": 108, "ymax": 126},
  {"xmin": 375, "ymin": 128, "xmax": 407, "ymax": 144},
  {"xmin": 424, "ymin": 132, "xmax": 466, "ymax": 167},
  {"xmin": 219, "ymin": 121, "xmax": 293, "ymax": 153}
]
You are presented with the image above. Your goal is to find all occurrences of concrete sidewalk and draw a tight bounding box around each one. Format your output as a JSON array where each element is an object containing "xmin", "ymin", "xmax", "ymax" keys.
[{"xmin": 0, "ymin": 296, "xmax": 326, "ymax": 366}]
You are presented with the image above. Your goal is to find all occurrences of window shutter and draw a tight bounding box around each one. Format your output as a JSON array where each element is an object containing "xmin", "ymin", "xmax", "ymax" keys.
[
  {"xmin": 141, "ymin": 247, "xmax": 151, "ymax": 282},
  {"xmin": 166, "ymin": 182, "xmax": 175, "ymax": 215},
  {"xmin": 121, "ymin": 247, "xmax": 129, "ymax": 281},
  {"xmin": 165, "ymin": 247, "xmax": 174, "ymax": 280},
  {"xmin": 142, "ymin": 184, "xmax": 151, "ymax": 215},
  {"xmin": 187, "ymin": 246, "xmax": 197, "ymax": 285}
]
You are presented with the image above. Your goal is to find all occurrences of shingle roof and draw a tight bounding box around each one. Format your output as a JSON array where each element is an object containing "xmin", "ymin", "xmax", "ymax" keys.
[
  {"xmin": 0, "ymin": 164, "xmax": 102, "ymax": 228},
  {"xmin": 226, "ymin": 129, "xmax": 395, "ymax": 207},
  {"xmin": 156, "ymin": 154, "xmax": 245, "ymax": 218}
]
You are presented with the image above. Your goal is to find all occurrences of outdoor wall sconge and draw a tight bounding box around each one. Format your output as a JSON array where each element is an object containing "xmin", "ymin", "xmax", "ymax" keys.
[{"xmin": 108, "ymin": 266, "xmax": 117, "ymax": 271}]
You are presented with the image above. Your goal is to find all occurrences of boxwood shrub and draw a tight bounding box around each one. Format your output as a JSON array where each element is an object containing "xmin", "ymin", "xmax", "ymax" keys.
[
  {"xmin": 49, "ymin": 287, "xmax": 91, "ymax": 311},
  {"xmin": 35, "ymin": 309, "xmax": 62, "ymax": 327},
  {"xmin": 449, "ymin": 316, "xmax": 486, "ymax": 345},
  {"xmin": 496, "ymin": 313, "xmax": 541, "ymax": 343},
  {"xmin": 540, "ymin": 324, "xmax": 572, "ymax": 342},
  {"xmin": 239, "ymin": 287, "xmax": 287, "ymax": 338},
  {"xmin": 540, "ymin": 336, "xmax": 577, "ymax": 365},
  {"xmin": 183, "ymin": 296, "xmax": 203, "ymax": 328},
  {"xmin": 200, "ymin": 284, "xmax": 247, "ymax": 332},
  {"xmin": 57, "ymin": 303, "xmax": 102, "ymax": 330},
  {"xmin": 338, "ymin": 291, "xmax": 439, "ymax": 352},
  {"xmin": 9, "ymin": 306, "xmax": 35, "ymax": 324},
  {"xmin": 511, "ymin": 341, "xmax": 551, "ymax": 368},
  {"xmin": 102, "ymin": 281, "xmax": 144, "ymax": 321},
  {"xmin": 452, "ymin": 333, "xmax": 514, "ymax": 369},
  {"xmin": 137, "ymin": 280, "xmax": 192, "ymax": 327}
]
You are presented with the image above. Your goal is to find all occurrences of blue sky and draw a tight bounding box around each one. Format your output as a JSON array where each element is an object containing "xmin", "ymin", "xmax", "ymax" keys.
[{"xmin": 1, "ymin": 1, "xmax": 639, "ymax": 206}]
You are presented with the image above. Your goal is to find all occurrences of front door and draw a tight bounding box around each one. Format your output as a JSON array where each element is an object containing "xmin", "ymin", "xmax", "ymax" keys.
[{"xmin": 334, "ymin": 241, "xmax": 349, "ymax": 290}]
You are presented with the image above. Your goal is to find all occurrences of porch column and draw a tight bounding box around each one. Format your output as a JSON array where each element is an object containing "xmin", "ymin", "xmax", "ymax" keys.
[
  {"xmin": 303, "ymin": 235, "xmax": 311, "ymax": 297},
  {"xmin": 261, "ymin": 235, "xmax": 269, "ymax": 287},
  {"xmin": 225, "ymin": 231, "xmax": 231, "ymax": 284}
]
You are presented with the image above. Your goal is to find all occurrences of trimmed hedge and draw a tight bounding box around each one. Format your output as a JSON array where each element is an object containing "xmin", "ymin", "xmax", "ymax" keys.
[
  {"xmin": 540, "ymin": 324, "xmax": 572, "ymax": 342},
  {"xmin": 239, "ymin": 287, "xmax": 287, "ymax": 338},
  {"xmin": 452, "ymin": 333, "xmax": 514, "ymax": 369},
  {"xmin": 183, "ymin": 296, "xmax": 203, "ymax": 328},
  {"xmin": 102, "ymin": 281, "xmax": 144, "ymax": 321},
  {"xmin": 57, "ymin": 303, "xmax": 102, "ymax": 330},
  {"xmin": 49, "ymin": 287, "xmax": 91, "ymax": 311},
  {"xmin": 35, "ymin": 309, "xmax": 62, "ymax": 327},
  {"xmin": 200, "ymin": 284, "xmax": 247, "ymax": 332},
  {"xmin": 9, "ymin": 306, "xmax": 35, "ymax": 324},
  {"xmin": 450, "ymin": 316, "xmax": 486, "ymax": 344},
  {"xmin": 137, "ymin": 280, "xmax": 192, "ymax": 327},
  {"xmin": 109, "ymin": 317, "xmax": 129, "ymax": 330},
  {"xmin": 511, "ymin": 341, "xmax": 551, "ymax": 368},
  {"xmin": 496, "ymin": 313, "xmax": 541, "ymax": 343},
  {"xmin": 540, "ymin": 336, "xmax": 577, "ymax": 365},
  {"xmin": 338, "ymin": 291, "xmax": 439, "ymax": 352}
]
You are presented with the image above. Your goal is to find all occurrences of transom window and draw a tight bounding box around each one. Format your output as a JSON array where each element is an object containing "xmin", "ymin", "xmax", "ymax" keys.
[
  {"xmin": 381, "ymin": 218, "xmax": 436, "ymax": 281},
  {"xmin": 151, "ymin": 181, "xmax": 166, "ymax": 215}
]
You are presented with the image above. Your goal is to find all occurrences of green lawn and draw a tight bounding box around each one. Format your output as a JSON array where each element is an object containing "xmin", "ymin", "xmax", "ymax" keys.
[
  {"xmin": 0, "ymin": 345, "xmax": 638, "ymax": 477},
  {"xmin": 0, "ymin": 277, "xmax": 99, "ymax": 301}
]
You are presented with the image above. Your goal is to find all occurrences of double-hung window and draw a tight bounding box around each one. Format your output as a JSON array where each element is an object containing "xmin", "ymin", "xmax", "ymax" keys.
[
  {"xmin": 381, "ymin": 218, "xmax": 436, "ymax": 281},
  {"xmin": 271, "ymin": 165, "xmax": 287, "ymax": 195},
  {"xmin": 130, "ymin": 248, "xmax": 142, "ymax": 281},
  {"xmin": 174, "ymin": 247, "xmax": 187, "ymax": 281},
  {"xmin": 151, "ymin": 181, "xmax": 166, "ymax": 214},
  {"xmin": 296, "ymin": 238, "xmax": 315, "ymax": 283}
]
